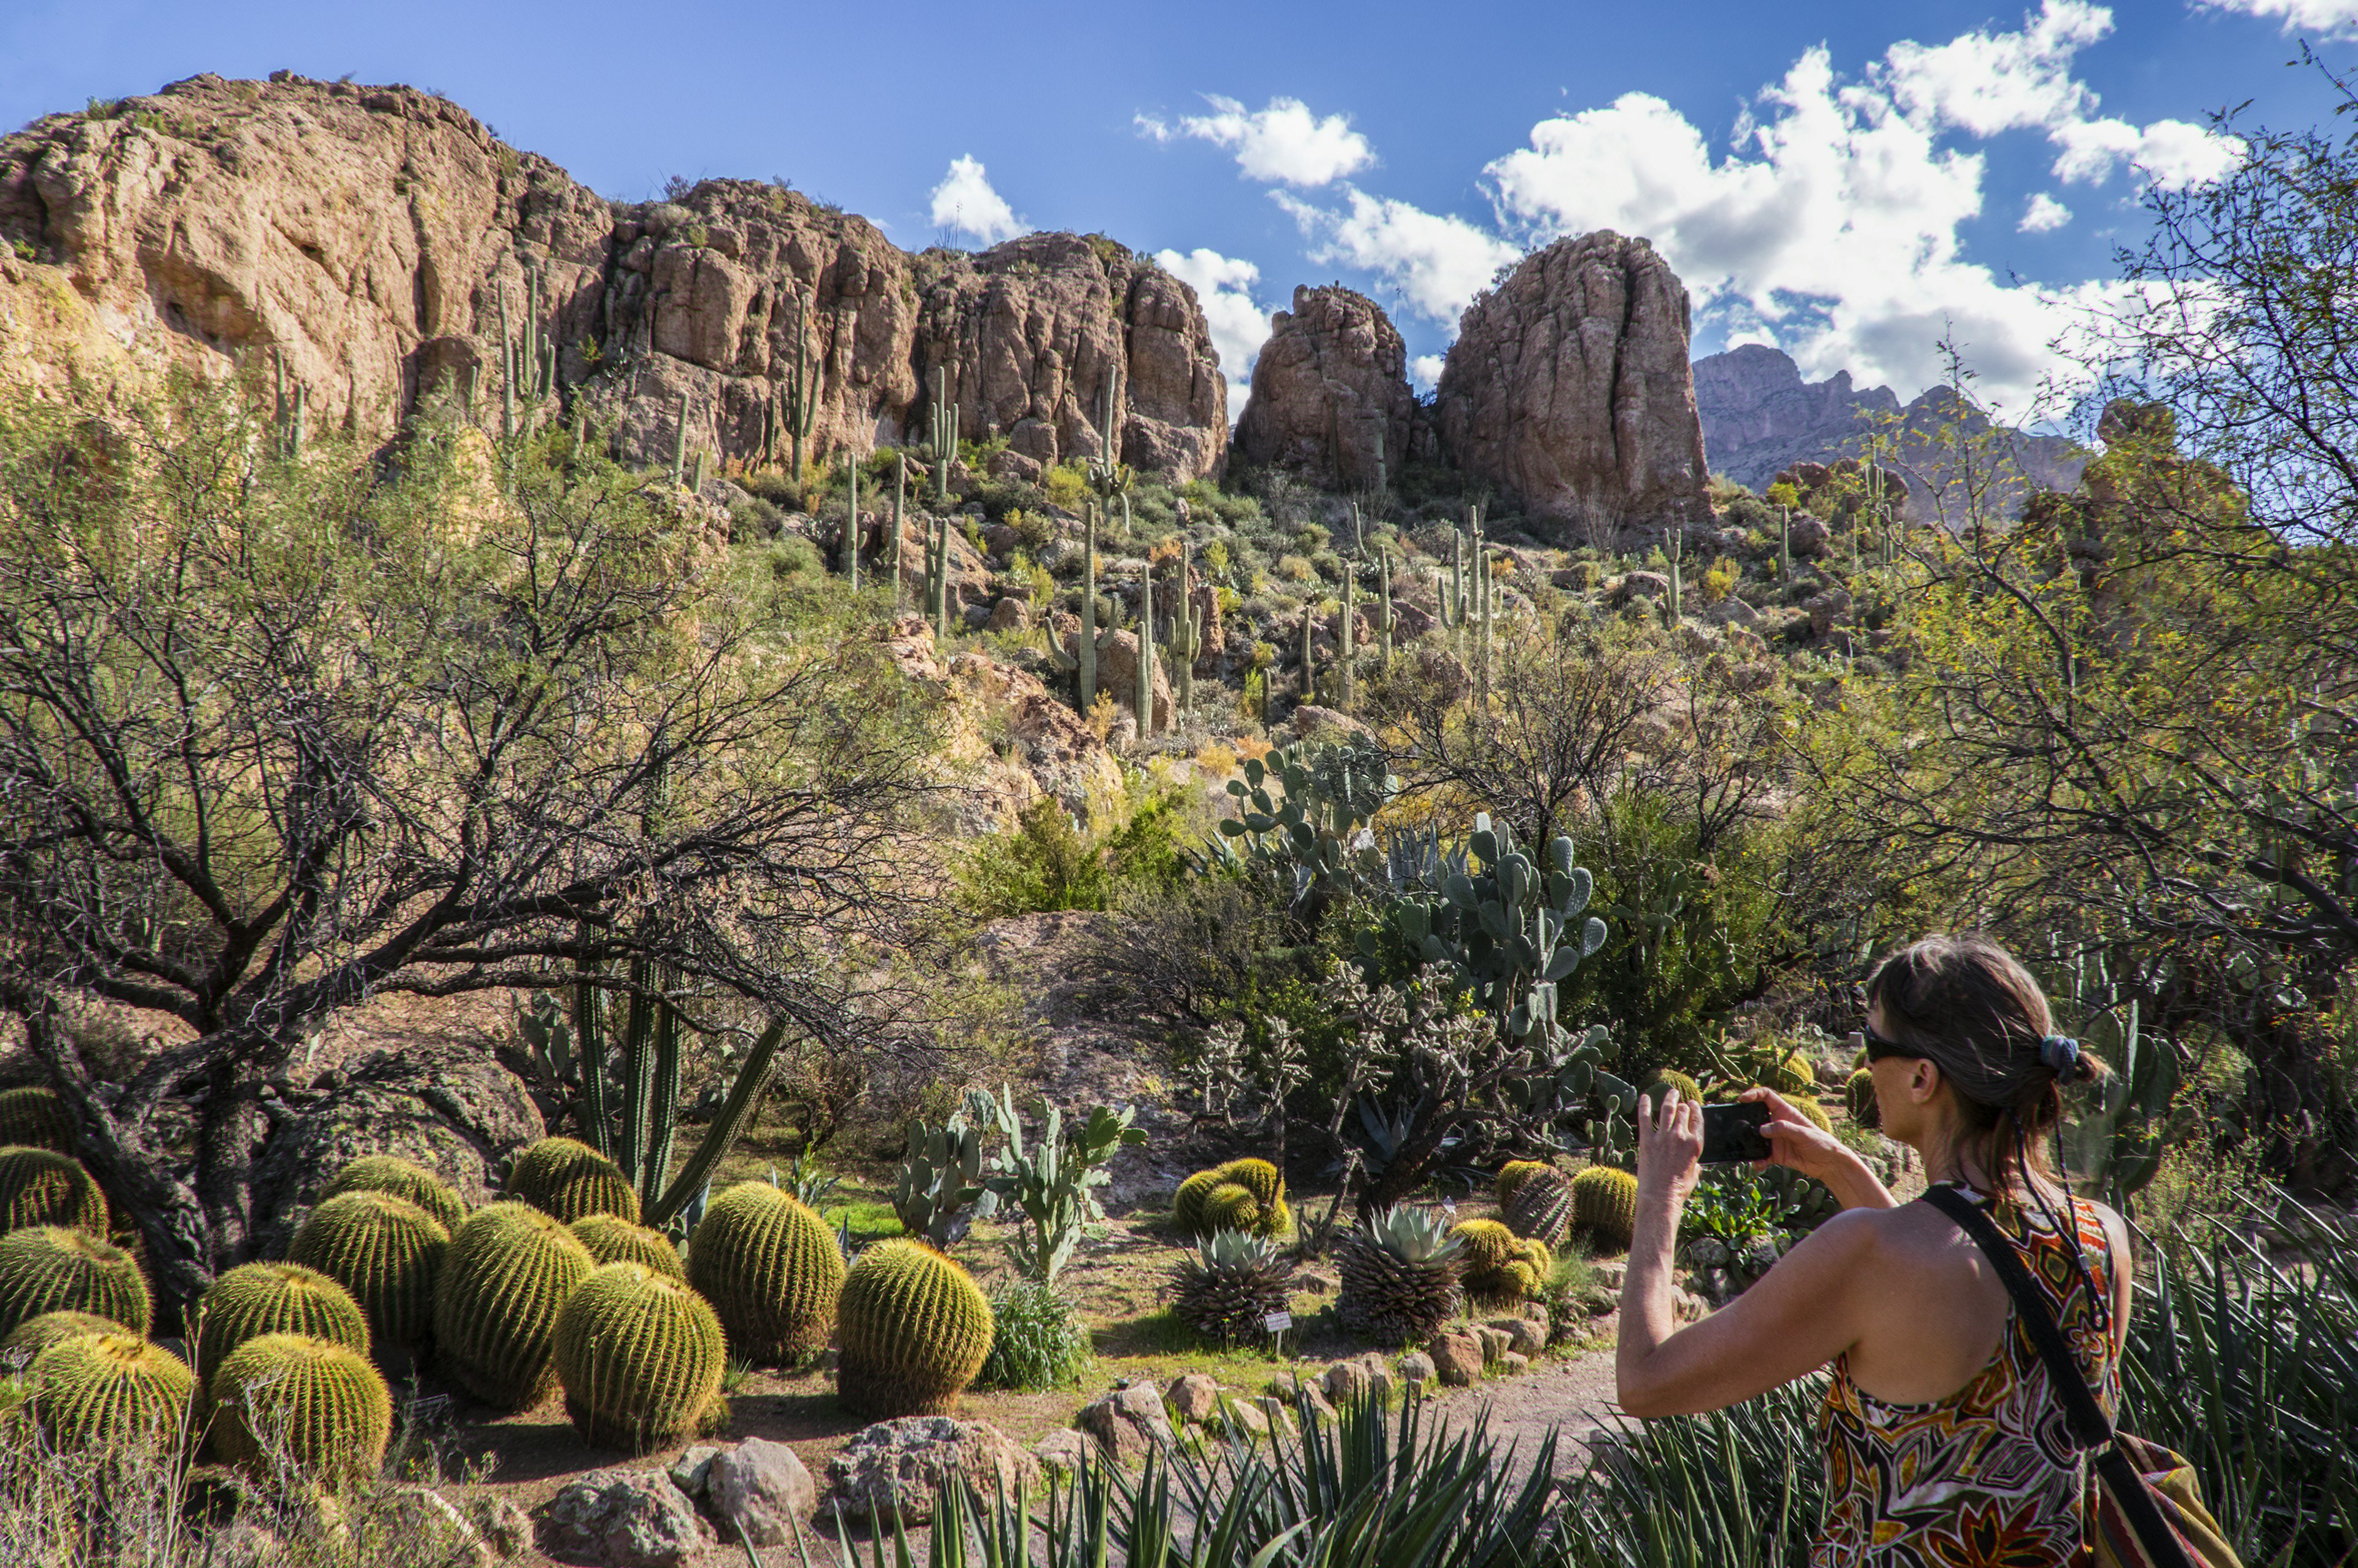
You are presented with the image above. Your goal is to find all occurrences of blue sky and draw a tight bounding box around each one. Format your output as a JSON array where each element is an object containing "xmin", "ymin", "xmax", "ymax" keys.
[{"xmin": 6, "ymin": 0, "xmax": 2356, "ymax": 419}]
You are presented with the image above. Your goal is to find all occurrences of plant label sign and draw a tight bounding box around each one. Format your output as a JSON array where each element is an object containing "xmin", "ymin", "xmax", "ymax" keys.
[{"xmin": 1263, "ymin": 1311, "xmax": 1293, "ymax": 1333}]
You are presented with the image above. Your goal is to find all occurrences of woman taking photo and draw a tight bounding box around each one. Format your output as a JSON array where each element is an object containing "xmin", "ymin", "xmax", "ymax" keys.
[{"xmin": 1616, "ymin": 933, "xmax": 2132, "ymax": 1563}]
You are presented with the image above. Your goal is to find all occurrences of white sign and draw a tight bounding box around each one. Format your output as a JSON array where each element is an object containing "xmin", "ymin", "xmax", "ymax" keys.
[{"xmin": 1263, "ymin": 1311, "xmax": 1293, "ymax": 1333}]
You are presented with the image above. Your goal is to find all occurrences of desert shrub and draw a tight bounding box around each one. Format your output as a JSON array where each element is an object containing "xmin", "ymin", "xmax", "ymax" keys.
[
  {"xmin": 1044, "ymin": 464, "xmax": 1091, "ymax": 512},
  {"xmin": 975, "ymin": 1280, "xmax": 1092, "ymax": 1391},
  {"xmin": 954, "ymin": 782, "xmax": 1191, "ymax": 918}
]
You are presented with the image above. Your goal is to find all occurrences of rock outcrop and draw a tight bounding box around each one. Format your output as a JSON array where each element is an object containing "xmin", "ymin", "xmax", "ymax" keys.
[
  {"xmin": 1434, "ymin": 231, "xmax": 1708, "ymax": 535},
  {"xmin": 1232, "ymin": 284, "xmax": 1418, "ymax": 491},
  {"xmin": 1692, "ymin": 344, "xmax": 2084, "ymax": 519},
  {"xmin": 0, "ymin": 74, "xmax": 1228, "ymax": 482}
]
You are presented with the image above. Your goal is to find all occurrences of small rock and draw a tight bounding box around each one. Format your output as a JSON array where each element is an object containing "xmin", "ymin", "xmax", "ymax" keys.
[
  {"xmin": 1503, "ymin": 1319, "xmax": 1547, "ymax": 1357},
  {"xmin": 1683, "ymin": 1238, "xmax": 1729, "ymax": 1268},
  {"xmin": 1322, "ymin": 1359, "xmax": 1370, "ymax": 1403},
  {"xmin": 1675, "ymin": 1290, "xmax": 1710, "ymax": 1322},
  {"xmin": 987, "ymin": 596, "xmax": 1030, "ymax": 632},
  {"xmin": 1164, "ymin": 1373, "xmax": 1221, "ymax": 1423},
  {"xmin": 1289, "ymin": 1381, "xmax": 1338, "ymax": 1421},
  {"xmin": 1473, "ymin": 1326, "xmax": 1511, "ymax": 1364},
  {"xmin": 709, "ymin": 1437, "xmax": 816, "ymax": 1547},
  {"xmin": 667, "ymin": 1446, "xmax": 720, "ymax": 1499},
  {"xmin": 1077, "ymin": 1384, "xmax": 1173, "ymax": 1465},
  {"xmin": 1500, "ymin": 1351, "xmax": 1530, "ymax": 1376},
  {"xmin": 1033, "ymin": 1429, "xmax": 1092, "ymax": 1474},
  {"xmin": 1255, "ymin": 1394, "xmax": 1299, "ymax": 1437},
  {"xmin": 826, "ymin": 1418, "xmax": 1040, "ymax": 1526},
  {"xmin": 540, "ymin": 1469, "xmax": 712, "ymax": 1568},
  {"xmin": 1397, "ymin": 1351, "xmax": 1435, "ymax": 1389},
  {"xmin": 1591, "ymin": 1262, "xmax": 1627, "ymax": 1290},
  {"xmin": 1295, "ymin": 1270, "xmax": 1339, "ymax": 1295},
  {"xmin": 1219, "ymin": 1396, "xmax": 1270, "ymax": 1438},
  {"xmin": 473, "ymin": 1496, "xmax": 533, "ymax": 1561},
  {"xmin": 1429, "ymin": 1331, "xmax": 1485, "ymax": 1388}
]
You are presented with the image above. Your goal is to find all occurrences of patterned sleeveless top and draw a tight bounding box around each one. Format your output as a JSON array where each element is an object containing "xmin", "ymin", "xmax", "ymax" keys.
[{"xmin": 1815, "ymin": 1186, "xmax": 2119, "ymax": 1566}]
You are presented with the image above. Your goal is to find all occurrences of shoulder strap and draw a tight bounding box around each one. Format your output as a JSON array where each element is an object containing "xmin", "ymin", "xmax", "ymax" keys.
[{"xmin": 1920, "ymin": 1184, "xmax": 2112, "ymax": 1448}]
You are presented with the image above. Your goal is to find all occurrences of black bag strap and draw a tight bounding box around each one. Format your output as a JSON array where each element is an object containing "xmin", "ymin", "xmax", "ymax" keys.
[{"xmin": 1920, "ymin": 1184, "xmax": 2197, "ymax": 1568}]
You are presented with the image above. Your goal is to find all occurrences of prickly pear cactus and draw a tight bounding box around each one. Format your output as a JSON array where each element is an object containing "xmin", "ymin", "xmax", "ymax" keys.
[
  {"xmin": 507, "ymin": 1137, "xmax": 641, "ymax": 1225},
  {"xmin": 26, "ymin": 1331, "xmax": 193, "ymax": 1453},
  {"xmin": 208, "ymin": 1332, "xmax": 392, "ymax": 1485},
  {"xmin": 194, "ymin": 1262, "xmax": 372, "ymax": 1389},
  {"xmin": 0, "ymin": 1089, "xmax": 74, "ymax": 1155},
  {"xmin": 0, "ymin": 1146, "xmax": 108, "ymax": 1236},
  {"xmin": 835, "ymin": 1239, "xmax": 994, "ymax": 1418},
  {"xmin": 1570, "ymin": 1166, "xmax": 1639, "ymax": 1251},
  {"xmin": 321, "ymin": 1155, "xmax": 467, "ymax": 1233},
  {"xmin": 289, "ymin": 1190, "xmax": 449, "ymax": 1354},
  {"xmin": 0, "ymin": 1225, "xmax": 150, "ymax": 1340},
  {"xmin": 569, "ymin": 1214, "xmax": 685, "ymax": 1279},
  {"xmin": 432, "ymin": 1202, "xmax": 596, "ymax": 1410},
  {"xmin": 553, "ymin": 1262, "xmax": 725, "ymax": 1451},
  {"xmin": 685, "ymin": 1181, "xmax": 844, "ymax": 1365}
]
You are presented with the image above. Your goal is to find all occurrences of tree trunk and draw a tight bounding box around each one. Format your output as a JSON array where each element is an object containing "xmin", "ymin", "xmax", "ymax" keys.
[{"xmin": 1356, "ymin": 1111, "xmax": 1458, "ymax": 1220}]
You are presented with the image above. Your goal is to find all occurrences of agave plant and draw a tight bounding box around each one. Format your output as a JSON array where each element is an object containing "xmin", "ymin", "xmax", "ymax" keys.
[
  {"xmin": 1336, "ymin": 1205, "xmax": 1465, "ymax": 1348},
  {"xmin": 1172, "ymin": 1230, "xmax": 1297, "ymax": 1346}
]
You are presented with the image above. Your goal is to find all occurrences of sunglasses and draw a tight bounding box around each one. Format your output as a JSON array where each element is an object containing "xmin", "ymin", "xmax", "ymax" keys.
[{"xmin": 1862, "ymin": 1020, "xmax": 1920, "ymax": 1062}]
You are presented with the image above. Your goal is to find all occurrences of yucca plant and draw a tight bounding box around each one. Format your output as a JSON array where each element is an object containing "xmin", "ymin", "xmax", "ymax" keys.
[
  {"xmin": 1172, "ymin": 1229, "xmax": 1296, "ymax": 1345},
  {"xmin": 1336, "ymin": 1205, "xmax": 1463, "ymax": 1348}
]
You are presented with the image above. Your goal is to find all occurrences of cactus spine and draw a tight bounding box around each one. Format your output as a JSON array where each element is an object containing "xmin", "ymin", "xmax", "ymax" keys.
[
  {"xmin": 685, "ymin": 1180, "xmax": 844, "ymax": 1364},
  {"xmin": 1076, "ymin": 503, "xmax": 1098, "ymax": 715},
  {"xmin": 569, "ymin": 1214, "xmax": 685, "ymax": 1279},
  {"xmin": 195, "ymin": 1263, "xmax": 372, "ymax": 1389},
  {"xmin": 508, "ymin": 1136, "xmax": 641, "ymax": 1225},
  {"xmin": 28, "ymin": 1332, "xmax": 194, "ymax": 1453},
  {"xmin": 0, "ymin": 1146, "xmax": 108, "ymax": 1235},
  {"xmin": 835, "ymin": 1240, "xmax": 994, "ymax": 1418},
  {"xmin": 432, "ymin": 1202, "xmax": 597, "ymax": 1410},
  {"xmin": 319, "ymin": 1155, "xmax": 465, "ymax": 1233},
  {"xmin": 0, "ymin": 1227, "xmax": 150, "ymax": 1340},
  {"xmin": 553, "ymin": 1262, "xmax": 723, "ymax": 1451},
  {"xmin": 1135, "ymin": 564, "xmax": 1154, "ymax": 740},
  {"xmin": 209, "ymin": 1333, "xmax": 392, "ymax": 1485},
  {"xmin": 289, "ymin": 1190, "xmax": 448, "ymax": 1354},
  {"xmin": 0, "ymin": 1087, "xmax": 73, "ymax": 1154}
]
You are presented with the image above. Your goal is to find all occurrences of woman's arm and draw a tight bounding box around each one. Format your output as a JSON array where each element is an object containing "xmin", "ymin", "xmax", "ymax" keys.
[{"xmin": 1616, "ymin": 1090, "xmax": 1879, "ymax": 1418}]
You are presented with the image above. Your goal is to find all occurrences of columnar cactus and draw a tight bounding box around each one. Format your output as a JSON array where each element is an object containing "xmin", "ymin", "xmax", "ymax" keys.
[
  {"xmin": 835, "ymin": 1239, "xmax": 994, "ymax": 1418},
  {"xmin": 0, "ymin": 1226, "xmax": 150, "ymax": 1340},
  {"xmin": 208, "ymin": 1332, "xmax": 392, "ymax": 1486},
  {"xmin": 569, "ymin": 1214, "xmax": 685, "ymax": 1279},
  {"xmin": 432, "ymin": 1201, "xmax": 597, "ymax": 1410},
  {"xmin": 1570, "ymin": 1166, "xmax": 1640, "ymax": 1251},
  {"xmin": 1076, "ymin": 502, "xmax": 1098, "ymax": 715},
  {"xmin": 684, "ymin": 1180, "xmax": 844, "ymax": 1364},
  {"xmin": 1135, "ymin": 562, "xmax": 1156, "ymax": 739},
  {"xmin": 1374, "ymin": 548, "xmax": 1396, "ymax": 666},
  {"xmin": 0, "ymin": 1087, "xmax": 74, "ymax": 1154},
  {"xmin": 553, "ymin": 1262, "xmax": 725, "ymax": 1451},
  {"xmin": 195, "ymin": 1263, "xmax": 371, "ymax": 1388},
  {"xmin": 321, "ymin": 1155, "xmax": 467, "ymax": 1233},
  {"xmin": 289, "ymin": 1190, "xmax": 449, "ymax": 1354},
  {"xmin": 27, "ymin": 1331, "xmax": 193, "ymax": 1453},
  {"xmin": 0, "ymin": 1146, "xmax": 108, "ymax": 1235},
  {"xmin": 508, "ymin": 1136, "xmax": 641, "ymax": 1225},
  {"xmin": 1340, "ymin": 564, "xmax": 1357, "ymax": 712}
]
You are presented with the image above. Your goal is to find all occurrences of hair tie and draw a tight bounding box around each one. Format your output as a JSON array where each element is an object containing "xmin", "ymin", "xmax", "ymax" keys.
[{"xmin": 2039, "ymin": 1034, "xmax": 2082, "ymax": 1082}]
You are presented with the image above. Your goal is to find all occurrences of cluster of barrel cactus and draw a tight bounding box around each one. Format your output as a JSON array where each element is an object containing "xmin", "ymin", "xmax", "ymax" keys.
[
  {"xmin": 208, "ymin": 1332, "xmax": 392, "ymax": 1485},
  {"xmin": 289, "ymin": 1189, "xmax": 450, "ymax": 1352},
  {"xmin": 0, "ymin": 1225, "xmax": 150, "ymax": 1340},
  {"xmin": 1173, "ymin": 1159, "xmax": 1290, "ymax": 1240},
  {"xmin": 194, "ymin": 1262, "xmax": 372, "ymax": 1384},
  {"xmin": 552, "ymin": 1262, "xmax": 724, "ymax": 1450},
  {"xmin": 1450, "ymin": 1218, "xmax": 1554, "ymax": 1308},
  {"xmin": 0, "ymin": 1144, "xmax": 107, "ymax": 1235},
  {"xmin": 570, "ymin": 1214, "xmax": 685, "ymax": 1278},
  {"xmin": 433, "ymin": 1201, "xmax": 597, "ymax": 1409},
  {"xmin": 508, "ymin": 1136, "xmax": 642, "ymax": 1225},
  {"xmin": 835, "ymin": 1239, "xmax": 994, "ymax": 1418}
]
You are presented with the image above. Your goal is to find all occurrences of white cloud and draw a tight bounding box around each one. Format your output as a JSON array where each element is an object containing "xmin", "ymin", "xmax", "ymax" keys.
[
  {"xmin": 2049, "ymin": 115, "xmax": 2242, "ymax": 188},
  {"xmin": 1883, "ymin": 0, "xmax": 2110, "ymax": 135},
  {"xmin": 2196, "ymin": 0, "xmax": 2358, "ymax": 35},
  {"xmin": 1156, "ymin": 247, "xmax": 1274, "ymax": 422},
  {"xmin": 1137, "ymin": 96, "xmax": 1374, "ymax": 188},
  {"xmin": 1410, "ymin": 354, "xmax": 1447, "ymax": 390},
  {"xmin": 2020, "ymin": 192, "xmax": 2073, "ymax": 231},
  {"xmin": 1273, "ymin": 188, "xmax": 1520, "ymax": 325},
  {"xmin": 928, "ymin": 156, "xmax": 1025, "ymax": 246}
]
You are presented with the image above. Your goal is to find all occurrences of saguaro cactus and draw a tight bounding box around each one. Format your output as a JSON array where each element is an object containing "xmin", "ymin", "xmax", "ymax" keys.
[
  {"xmin": 1134, "ymin": 564, "xmax": 1154, "ymax": 740},
  {"xmin": 1663, "ymin": 523, "xmax": 1684, "ymax": 627},
  {"xmin": 499, "ymin": 283, "xmax": 516, "ymax": 440},
  {"xmin": 1077, "ymin": 503, "xmax": 1099, "ymax": 716},
  {"xmin": 892, "ymin": 451, "xmax": 908, "ymax": 609},
  {"xmin": 844, "ymin": 458, "xmax": 860, "ymax": 590},
  {"xmin": 1299, "ymin": 607, "xmax": 1316, "ymax": 706},
  {"xmin": 1340, "ymin": 564, "xmax": 1358, "ymax": 713},
  {"xmin": 785, "ymin": 292, "xmax": 819, "ymax": 476},
  {"xmin": 1376, "ymin": 549, "xmax": 1396, "ymax": 666},
  {"xmin": 669, "ymin": 400, "xmax": 688, "ymax": 486}
]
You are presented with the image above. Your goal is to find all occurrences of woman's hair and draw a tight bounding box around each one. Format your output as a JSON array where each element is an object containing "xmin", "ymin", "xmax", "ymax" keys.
[{"xmin": 1866, "ymin": 933, "xmax": 2109, "ymax": 1195}]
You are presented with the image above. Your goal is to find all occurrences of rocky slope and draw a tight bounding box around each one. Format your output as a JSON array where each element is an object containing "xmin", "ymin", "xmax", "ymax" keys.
[
  {"xmin": 0, "ymin": 72, "xmax": 1227, "ymax": 480},
  {"xmin": 1694, "ymin": 344, "xmax": 2084, "ymax": 519},
  {"xmin": 1231, "ymin": 284, "xmax": 1422, "ymax": 492},
  {"xmin": 1434, "ymin": 232, "xmax": 1710, "ymax": 537}
]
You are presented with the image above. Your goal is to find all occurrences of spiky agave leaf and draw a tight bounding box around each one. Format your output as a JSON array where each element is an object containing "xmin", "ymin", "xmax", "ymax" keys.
[
  {"xmin": 1336, "ymin": 1206, "xmax": 1463, "ymax": 1348},
  {"xmin": 1172, "ymin": 1229, "xmax": 1296, "ymax": 1345}
]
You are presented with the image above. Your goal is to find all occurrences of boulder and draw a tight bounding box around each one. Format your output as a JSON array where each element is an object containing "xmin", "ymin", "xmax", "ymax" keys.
[
  {"xmin": 1232, "ymin": 285, "xmax": 1421, "ymax": 491},
  {"xmin": 1473, "ymin": 1326, "xmax": 1511, "ymax": 1364},
  {"xmin": 1289, "ymin": 705, "xmax": 1376, "ymax": 744},
  {"xmin": 1500, "ymin": 1351, "xmax": 1530, "ymax": 1376},
  {"xmin": 707, "ymin": 1437, "xmax": 816, "ymax": 1546},
  {"xmin": 1489, "ymin": 1317, "xmax": 1548, "ymax": 1358},
  {"xmin": 252, "ymin": 1042, "xmax": 542, "ymax": 1256},
  {"xmin": 1164, "ymin": 1373, "xmax": 1221, "ymax": 1423},
  {"xmin": 1076, "ymin": 1384, "xmax": 1173, "ymax": 1464},
  {"xmin": 825, "ymin": 1418, "xmax": 1039, "ymax": 1526},
  {"xmin": 1804, "ymin": 587, "xmax": 1854, "ymax": 640},
  {"xmin": 1610, "ymin": 572, "xmax": 1671, "ymax": 607},
  {"xmin": 1067, "ymin": 629, "xmax": 1173, "ymax": 732},
  {"xmin": 667, "ymin": 1446, "xmax": 721, "ymax": 1499},
  {"xmin": 1033, "ymin": 1429, "xmax": 1092, "ymax": 1473},
  {"xmin": 1428, "ymin": 1330, "xmax": 1485, "ymax": 1388},
  {"xmin": 539, "ymin": 1469, "xmax": 712, "ymax": 1567},
  {"xmin": 1787, "ymin": 511, "xmax": 1833, "ymax": 558},
  {"xmin": 1396, "ymin": 1351, "xmax": 1435, "ymax": 1390},
  {"xmin": 986, "ymin": 596, "xmax": 1030, "ymax": 632}
]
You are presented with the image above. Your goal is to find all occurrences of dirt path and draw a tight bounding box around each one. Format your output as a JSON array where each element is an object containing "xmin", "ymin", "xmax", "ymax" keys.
[{"xmin": 1423, "ymin": 1346, "xmax": 1622, "ymax": 1480}]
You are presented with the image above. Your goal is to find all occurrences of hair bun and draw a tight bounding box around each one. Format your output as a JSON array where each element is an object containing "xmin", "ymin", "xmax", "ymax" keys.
[{"xmin": 2039, "ymin": 1034, "xmax": 2084, "ymax": 1083}]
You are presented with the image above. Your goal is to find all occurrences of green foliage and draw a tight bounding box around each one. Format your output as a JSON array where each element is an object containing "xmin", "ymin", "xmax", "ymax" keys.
[
  {"xmin": 193, "ymin": 1263, "xmax": 371, "ymax": 1391},
  {"xmin": 683, "ymin": 1180, "xmax": 844, "ymax": 1364},
  {"xmin": 955, "ymin": 784, "xmax": 1191, "ymax": 918},
  {"xmin": 553, "ymin": 1262, "xmax": 725, "ymax": 1451},
  {"xmin": 982, "ymin": 1088, "xmax": 1146, "ymax": 1283},
  {"xmin": 1570, "ymin": 1166, "xmax": 1638, "ymax": 1251},
  {"xmin": 0, "ymin": 1227, "xmax": 149, "ymax": 1340},
  {"xmin": 0, "ymin": 1147, "xmax": 107, "ymax": 1236},
  {"xmin": 976, "ymin": 1279, "xmax": 1094, "ymax": 1391},
  {"xmin": 835, "ymin": 1239, "xmax": 994, "ymax": 1417},
  {"xmin": 568, "ymin": 1214, "xmax": 685, "ymax": 1279},
  {"xmin": 320, "ymin": 1155, "xmax": 466, "ymax": 1233},
  {"xmin": 1336, "ymin": 1205, "xmax": 1465, "ymax": 1348},
  {"xmin": 208, "ymin": 1332, "xmax": 392, "ymax": 1486},
  {"xmin": 1755, "ymin": 1047, "xmax": 1815, "ymax": 1095},
  {"xmin": 430, "ymin": 1201, "xmax": 596, "ymax": 1410},
  {"xmin": 1210, "ymin": 742, "xmax": 1396, "ymax": 917},
  {"xmin": 892, "ymin": 1089, "xmax": 1000, "ymax": 1247},
  {"xmin": 1172, "ymin": 1230, "xmax": 1296, "ymax": 1346},
  {"xmin": 507, "ymin": 1136, "xmax": 641, "ymax": 1225},
  {"xmin": 0, "ymin": 1089, "xmax": 73, "ymax": 1154},
  {"xmin": 26, "ymin": 1332, "xmax": 193, "ymax": 1454},
  {"xmin": 288, "ymin": 1190, "xmax": 449, "ymax": 1354}
]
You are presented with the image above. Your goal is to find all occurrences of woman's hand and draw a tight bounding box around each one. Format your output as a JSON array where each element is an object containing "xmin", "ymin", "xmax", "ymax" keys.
[
  {"xmin": 1738, "ymin": 1087, "xmax": 1898, "ymax": 1211},
  {"xmin": 1635, "ymin": 1087, "xmax": 1703, "ymax": 1208}
]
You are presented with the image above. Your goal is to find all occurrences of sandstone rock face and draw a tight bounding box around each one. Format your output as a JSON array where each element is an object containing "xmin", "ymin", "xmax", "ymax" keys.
[
  {"xmin": 1232, "ymin": 285, "xmax": 1418, "ymax": 491},
  {"xmin": 1436, "ymin": 232, "xmax": 1708, "ymax": 535},
  {"xmin": 0, "ymin": 74, "xmax": 1226, "ymax": 484}
]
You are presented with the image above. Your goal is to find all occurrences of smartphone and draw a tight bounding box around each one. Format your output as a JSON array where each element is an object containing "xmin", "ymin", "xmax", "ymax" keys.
[{"xmin": 1700, "ymin": 1101, "xmax": 1774, "ymax": 1164}]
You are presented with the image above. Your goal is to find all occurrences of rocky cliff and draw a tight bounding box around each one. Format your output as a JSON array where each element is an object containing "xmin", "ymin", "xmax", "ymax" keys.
[
  {"xmin": 1693, "ymin": 344, "xmax": 2083, "ymax": 519},
  {"xmin": 1231, "ymin": 284, "xmax": 1420, "ymax": 492},
  {"xmin": 0, "ymin": 72, "xmax": 1227, "ymax": 481},
  {"xmin": 1434, "ymin": 231, "xmax": 1709, "ymax": 536}
]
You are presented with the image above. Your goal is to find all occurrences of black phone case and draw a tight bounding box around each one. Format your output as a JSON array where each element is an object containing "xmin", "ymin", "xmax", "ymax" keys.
[{"xmin": 1700, "ymin": 1101, "xmax": 1773, "ymax": 1163}]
